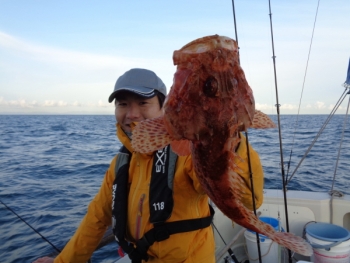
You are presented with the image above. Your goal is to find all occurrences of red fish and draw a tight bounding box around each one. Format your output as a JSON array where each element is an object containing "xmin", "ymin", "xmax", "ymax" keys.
[{"xmin": 132, "ymin": 35, "xmax": 312, "ymax": 256}]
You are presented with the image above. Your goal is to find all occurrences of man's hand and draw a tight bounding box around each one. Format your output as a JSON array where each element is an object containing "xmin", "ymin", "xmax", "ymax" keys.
[{"xmin": 32, "ymin": 256, "xmax": 54, "ymax": 263}]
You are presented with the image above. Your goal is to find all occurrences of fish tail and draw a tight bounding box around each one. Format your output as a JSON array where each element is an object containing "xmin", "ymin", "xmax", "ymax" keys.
[
  {"xmin": 269, "ymin": 231, "xmax": 313, "ymax": 256},
  {"xmin": 227, "ymin": 153, "xmax": 312, "ymax": 256},
  {"xmin": 243, "ymin": 214, "xmax": 313, "ymax": 256}
]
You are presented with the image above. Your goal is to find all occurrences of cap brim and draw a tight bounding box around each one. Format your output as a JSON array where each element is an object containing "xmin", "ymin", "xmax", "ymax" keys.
[{"xmin": 108, "ymin": 86, "xmax": 156, "ymax": 103}]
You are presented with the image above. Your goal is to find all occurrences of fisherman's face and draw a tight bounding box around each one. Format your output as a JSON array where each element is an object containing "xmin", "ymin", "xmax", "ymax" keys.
[{"xmin": 115, "ymin": 93, "xmax": 162, "ymax": 133}]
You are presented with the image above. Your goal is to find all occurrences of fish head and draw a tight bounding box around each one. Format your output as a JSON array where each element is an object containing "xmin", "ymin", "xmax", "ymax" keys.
[{"xmin": 163, "ymin": 35, "xmax": 255, "ymax": 144}]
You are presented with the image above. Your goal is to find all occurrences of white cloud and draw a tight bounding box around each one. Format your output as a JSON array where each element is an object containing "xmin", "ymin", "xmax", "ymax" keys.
[
  {"xmin": 0, "ymin": 96, "xmax": 343, "ymax": 114},
  {"xmin": 0, "ymin": 31, "xmax": 144, "ymax": 71},
  {"xmin": 328, "ymin": 104, "xmax": 347, "ymax": 111},
  {"xmin": 256, "ymin": 101, "xmax": 349, "ymax": 114},
  {"xmin": 280, "ymin": 104, "xmax": 298, "ymax": 110},
  {"xmin": 315, "ymin": 101, "xmax": 326, "ymax": 109},
  {"xmin": 43, "ymin": 100, "xmax": 68, "ymax": 107},
  {"xmin": 255, "ymin": 103, "xmax": 275, "ymax": 111},
  {"xmin": 0, "ymin": 97, "xmax": 113, "ymax": 109},
  {"xmin": 72, "ymin": 101, "xmax": 82, "ymax": 107},
  {"xmin": 0, "ymin": 31, "xmax": 175, "ymax": 115},
  {"xmin": 97, "ymin": 100, "xmax": 110, "ymax": 108},
  {"xmin": 0, "ymin": 97, "xmax": 40, "ymax": 108},
  {"xmin": 43, "ymin": 100, "xmax": 56, "ymax": 107}
]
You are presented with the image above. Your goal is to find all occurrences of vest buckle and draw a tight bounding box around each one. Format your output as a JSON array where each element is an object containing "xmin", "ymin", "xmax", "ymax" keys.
[{"xmin": 154, "ymin": 226, "xmax": 170, "ymax": 241}]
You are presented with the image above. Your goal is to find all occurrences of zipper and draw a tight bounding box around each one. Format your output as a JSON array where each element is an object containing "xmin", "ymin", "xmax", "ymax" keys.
[
  {"xmin": 135, "ymin": 193, "xmax": 146, "ymax": 240},
  {"xmin": 130, "ymin": 153, "xmax": 141, "ymax": 206}
]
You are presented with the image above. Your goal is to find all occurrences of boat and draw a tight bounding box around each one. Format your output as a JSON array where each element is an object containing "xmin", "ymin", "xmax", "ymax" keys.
[
  {"xmin": 212, "ymin": 2, "xmax": 350, "ymax": 262},
  {"xmin": 1, "ymin": 2, "xmax": 348, "ymax": 263},
  {"xmin": 111, "ymin": 111, "xmax": 350, "ymax": 263},
  {"xmin": 113, "ymin": 104, "xmax": 350, "ymax": 263},
  {"xmin": 110, "ymin": 2, "xmax": 350, "ymax": 263}
]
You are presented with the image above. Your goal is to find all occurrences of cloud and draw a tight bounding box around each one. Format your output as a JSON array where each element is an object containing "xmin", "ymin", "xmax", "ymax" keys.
[
  {"xmin": 315, "ymin": 101, "xmax": 326, "ymax": 109},
  {"xmin": 255, "ymin": 101, "xmax": 347, "ymax": 114},
  {"xmin": 72, "ymin": 101, "xmax": 82, "ymax": 107},
  {"xmin": 97, "ymin": 100, "xmax": 110, "ymax": 108},
  {"xmin": 255, "ymin": 103, "xmax": 275, "ymax": 111},
  {"xmin": 1, "ymin": 96, "xmax": 346, "ymax": 115},
  {"xmin": 43, "ymin": 100, "xmax": 68, "ymax": 107},
  {"xmin": 0, "ymin": 31, "xmax": 142, "ymax": 71},
  {"xmin": 256, "ymin": 103, "xmax": 300, "ymax": 111},
  {"xmin": 0, "ymin": 97, "xmax": 113, "ymax": 109},
  {"xmin": 280, "ymin": 104, "xmax": 298, "ymax": 110},
  {"xmin": 0, "ymin": 97, "xmax": 39, "ymax": 108}
]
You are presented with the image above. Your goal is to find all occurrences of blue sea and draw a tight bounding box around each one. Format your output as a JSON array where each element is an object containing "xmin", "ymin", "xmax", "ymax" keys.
[{"xmin": 0, "ymin": 114, "xmax": 349, "ymax": 263}]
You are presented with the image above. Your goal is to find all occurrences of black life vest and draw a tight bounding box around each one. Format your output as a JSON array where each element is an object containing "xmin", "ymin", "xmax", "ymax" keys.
[{"xmin": 112, "ymin": 145, "xmax": 214, "ymax": 263}]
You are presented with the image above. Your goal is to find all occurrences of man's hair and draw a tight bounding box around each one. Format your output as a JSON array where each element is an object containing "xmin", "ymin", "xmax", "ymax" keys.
[
  {"xmin": 115, "ymin": 90, "xmax": 166, "ymax": 108},
  {"xmin": 155, "ymin": 90, "xmax": 166, "ymax": 108}
]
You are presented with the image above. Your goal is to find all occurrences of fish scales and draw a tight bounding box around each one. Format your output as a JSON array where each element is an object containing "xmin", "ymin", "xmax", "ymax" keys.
[{"xmin": 132, "ymin": 34, "xmax": 312, "ymax": 256}]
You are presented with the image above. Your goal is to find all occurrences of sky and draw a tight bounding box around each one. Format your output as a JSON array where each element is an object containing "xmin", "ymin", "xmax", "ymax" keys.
[{"xmin": 0, "ymin": 0, "xmax": 349, "ymax": 115}]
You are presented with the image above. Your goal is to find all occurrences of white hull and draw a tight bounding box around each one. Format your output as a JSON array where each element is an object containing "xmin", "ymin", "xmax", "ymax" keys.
[
  {"xmin": 215, "ymin": 189, "xmax": 350, "ymax": 263},
  {"xmin": 116, "ymin": 189, "xmax": 350, "ymax": 263}
]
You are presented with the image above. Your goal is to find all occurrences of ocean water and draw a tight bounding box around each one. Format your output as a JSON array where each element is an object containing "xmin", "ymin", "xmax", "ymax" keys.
[{"xmin": 0, "ymin": 114, "xmax": 349, "ymax": 263}]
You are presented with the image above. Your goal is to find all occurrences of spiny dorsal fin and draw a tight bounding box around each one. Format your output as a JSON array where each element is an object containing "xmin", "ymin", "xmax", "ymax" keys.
[{"xmin": 250, "ymin": 110, "xmax": 276, "ymax": 129}]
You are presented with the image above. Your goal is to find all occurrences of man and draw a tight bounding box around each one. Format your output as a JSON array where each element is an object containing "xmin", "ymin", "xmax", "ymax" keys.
[{"xmin": 34, "ymin": 68, "xmax": 264, "ymax": 263}]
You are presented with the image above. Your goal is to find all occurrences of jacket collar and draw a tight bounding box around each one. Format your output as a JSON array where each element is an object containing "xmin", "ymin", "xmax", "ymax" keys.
[
  {"xmin": 116, "ymin": 123, "xmax": 133, "ymax": 153},
  {"xmin": 116, "ymin": 123, "xmax": 153, "ymax": 156}
]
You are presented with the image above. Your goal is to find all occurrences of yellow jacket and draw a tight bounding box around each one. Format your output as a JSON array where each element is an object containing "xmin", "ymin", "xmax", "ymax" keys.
[{"xmin": 55, "ymin": 124, "xmax": 263, "ymax": 263}]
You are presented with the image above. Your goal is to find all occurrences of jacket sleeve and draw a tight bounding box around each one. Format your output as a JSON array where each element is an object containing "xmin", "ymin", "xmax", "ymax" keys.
[
  {"xmin": 54, "ymin": 156, "xmax": 117, "ymax": 263},
  {"xmin": 235, "ymin": 133, "xmax": 264, "ymax": 210}
]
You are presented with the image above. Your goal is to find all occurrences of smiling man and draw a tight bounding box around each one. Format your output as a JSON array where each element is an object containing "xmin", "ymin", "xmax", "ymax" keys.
[
  {"xmin": 111, "ymin": 68, "xmax": 166, "ymax": 134},
  {"xmin": 34, "ymin": 68, "xmax": 264, "ymax": 263}
]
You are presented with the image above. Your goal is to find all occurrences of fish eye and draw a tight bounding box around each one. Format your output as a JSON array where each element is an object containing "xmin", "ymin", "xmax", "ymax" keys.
[{"xmin": 203, "ymin": 76, "xmax": 218, "ymax": 97}]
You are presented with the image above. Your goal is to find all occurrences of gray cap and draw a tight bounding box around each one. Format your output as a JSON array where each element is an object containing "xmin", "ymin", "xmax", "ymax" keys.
[{"xmin": 108, "ymin": 68, "xmax": 167, "ymax": 103}]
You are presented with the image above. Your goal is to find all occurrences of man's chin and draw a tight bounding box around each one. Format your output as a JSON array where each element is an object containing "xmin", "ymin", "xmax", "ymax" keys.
[{"xmin": 122, "ymin": 127, "xmax": 132, "ymax": 133}]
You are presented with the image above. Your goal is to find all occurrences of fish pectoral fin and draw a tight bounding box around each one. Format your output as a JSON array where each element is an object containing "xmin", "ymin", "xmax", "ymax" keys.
[
  {"xmin": 250, "ymin": 110, "xmax": 276, "ymax": 129},
  {"xmin": 170, "ymin": 140, "xmax": 192, "ymax": 156},
  {"xmin": 131, "ymin": 116, "xmax": 173, "ymax": 153}
]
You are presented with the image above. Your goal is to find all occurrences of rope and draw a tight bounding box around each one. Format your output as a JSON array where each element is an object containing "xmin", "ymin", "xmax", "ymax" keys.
[
  {"xmin": 287, "ymin": 89, "xmax": 349, "ymax": 184},
  {"xmin": 331, "ymin": 94, "xmax": 350, "ymax": 192},
  {"xmin": 267, "ymin": 1, "xmax": 292, "ymax": 262},
  {"xmin": 286, "ymin": 0, "xmax": 321, "ymax": 178},
  {"xmin": 231, "ymin": 0, "xmax": 240, "ymax": 63},
  {"xmin": 0, "ymin": 199, "xmax": 61, "ymax": 253},
  {"xmin": 215, "ymin": 228, "xmax": 246, "ymax": 262},
  {"xmin": 230, "ymin": 1, "xmax": 260, "ymax": 261},
  {"xmin": 212, "ymin": 221, "xmax": 239, "ymax": 263}
]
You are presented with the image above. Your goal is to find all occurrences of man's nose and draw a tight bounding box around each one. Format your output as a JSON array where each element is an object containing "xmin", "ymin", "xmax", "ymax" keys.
[{"xmin": 126, "ymin": 104, "xmax": 141, "ymax": 119}]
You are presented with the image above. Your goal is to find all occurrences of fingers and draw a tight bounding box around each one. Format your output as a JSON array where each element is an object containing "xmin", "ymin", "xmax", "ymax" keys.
[{"xmin": 32, "ymin": 256, "xmax": 54, "ymax": 263}]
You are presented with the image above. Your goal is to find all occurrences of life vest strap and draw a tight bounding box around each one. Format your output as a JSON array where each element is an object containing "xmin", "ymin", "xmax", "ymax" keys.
[
  {"xmin": 114, "ymin": 146, "xmax": 215, "ymax": 263},
  {"xmin": 132, "ymin": 205, "xmax": 215, "ymax": 262}
]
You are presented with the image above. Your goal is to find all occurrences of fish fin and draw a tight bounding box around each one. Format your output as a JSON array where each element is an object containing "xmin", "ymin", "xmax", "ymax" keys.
[
  {"xmin": 222, "ymin": 153, "xmax": 312, "ymax": 256},
  {"xmin": 171, "ymin": 140, "xmax": 192, "ymax": 156},
  {"xmin": 131, "ymin": 116, "xmax": 173, "ymax": 153},
  {"xmin": 226, "ymin": 196, "xmax": 313, "ymax": 256},
  {"xmin": 227, "ymin": 152, "xmax": 246, "ymax": 198},
  {"xmin": 239, "ymin": 209, "xmax": 312, "ymax": 256},
  {"xmin": 228, "ymin": 151, "xmax": 244, "ymax": 174},
  {"xmin": 271, "ymin": 231, "xmax": 313, "ymax": 256},
  {"xmin": 250, "ymin": 110, "xmax": 276, "ymax": 129}
]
